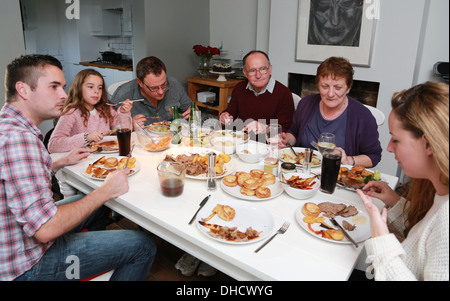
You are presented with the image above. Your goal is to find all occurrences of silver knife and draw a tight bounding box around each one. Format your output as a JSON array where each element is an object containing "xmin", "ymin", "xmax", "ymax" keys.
[
  {"xmin": 329, "ymin": 217, "xmax": 359, "ymax": 248},
  {"xmin": 188, "ymin": 195, "xmax": 211, "ymax": 225}
]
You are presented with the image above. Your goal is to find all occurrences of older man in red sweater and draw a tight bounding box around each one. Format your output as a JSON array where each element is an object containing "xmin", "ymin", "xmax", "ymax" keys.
[{"xmin": 219, "ymin": 50, "xmax": 294, "ymax": 134}]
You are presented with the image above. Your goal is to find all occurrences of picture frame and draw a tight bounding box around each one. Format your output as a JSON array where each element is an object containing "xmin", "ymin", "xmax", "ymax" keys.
[{"xmin": 296, "ymin": 0, "xmax": 378, "ymax": 67}]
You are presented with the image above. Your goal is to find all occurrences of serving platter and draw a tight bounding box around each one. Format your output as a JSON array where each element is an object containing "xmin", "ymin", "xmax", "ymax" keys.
[
  {"xmin": 161, "ymin": 147, "xmax": 236, "ymax": 180},
  {"xmin": 220, "ymin": 175, "xmax": 283, "ymax": 201},
  {"xmin": 196, "ymin": 199, "xmax": 275, "ymax": 245}
]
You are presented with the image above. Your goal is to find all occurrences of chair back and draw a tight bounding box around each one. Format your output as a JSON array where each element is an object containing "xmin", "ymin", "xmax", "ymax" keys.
[
  {"xmin": 364, "ymin": 104, "xmax": 385, "ymax": 126},
  {"xmin": 108, "ymin": 80, "xmax": 132, "ymax": 97},
  {"xmin": 292, "ymin": 93, "xmax": 301, "ymax": 109}
]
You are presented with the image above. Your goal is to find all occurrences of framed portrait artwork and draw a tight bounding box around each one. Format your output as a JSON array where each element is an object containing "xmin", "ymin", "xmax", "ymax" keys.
[{"xmin": 296, "ymin": 0, "xmax": 378, "ymax": 67}]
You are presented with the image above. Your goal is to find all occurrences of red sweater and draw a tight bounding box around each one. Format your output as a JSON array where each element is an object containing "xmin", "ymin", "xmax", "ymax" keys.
[{"xmin": 224, "ymin": 80, "xmax": 294, "ymax": 132}]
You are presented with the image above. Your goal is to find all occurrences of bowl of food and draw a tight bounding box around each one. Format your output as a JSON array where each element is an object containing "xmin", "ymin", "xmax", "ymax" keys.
[
  {"xmin": 236, "ymin": 143, "xmax": 268, "ymax": 163},
  {"xmin": 137, "ymin": 125, "xmax": 173, "ymax": 152},
  {"xmin": 281, "ymin": 172, "xmax": 320, "ymax": 200},
  {"xmin": 212, "ymin": 136, "xmax": 236, "ymax": 155},
  {"xmin": 179, "ymin": 125, "xmax": 216, "ymax": 148}
]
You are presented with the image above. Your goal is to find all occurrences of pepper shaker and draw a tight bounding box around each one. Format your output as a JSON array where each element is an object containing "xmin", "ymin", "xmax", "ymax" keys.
[
  {"xmin": 207, "ymin": 152, "xmax": 216, "ymax": 190},
  {"xmin": 303, "ymin": 148, "xmax": 312, "ymax": 175}
]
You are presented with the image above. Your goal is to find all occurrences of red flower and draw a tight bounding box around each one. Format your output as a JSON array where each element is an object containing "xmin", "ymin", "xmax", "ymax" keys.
[{"xmin": 193, "ymin": 44, "xmax": 220, "ymax": 58}]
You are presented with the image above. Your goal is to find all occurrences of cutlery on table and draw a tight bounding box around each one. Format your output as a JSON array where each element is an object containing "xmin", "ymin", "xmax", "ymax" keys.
[
  {"xmin": 106, "ymin": 99, "xmax": 144, "ymax": 106},
  {"xmin": 286, "ymin": 142, "xmax": 300, "ymax": 160},
  {"xmin": 124, "ymin": 144, "xmax": 135, "ymax": 169},
  {"xmin": 188, "ymin": 195, "xmax": 211, "ymax": 225},
  {"xmin": 310, "ymin": 141, "xmax": 318, "ymax": 150},
  {"xmin": 254, "ymin": 221, "xmax": 290, "ymax": 253},
  {"xmin": 329, "ymin": 217, "xmax": 359, "ymax": 248}
]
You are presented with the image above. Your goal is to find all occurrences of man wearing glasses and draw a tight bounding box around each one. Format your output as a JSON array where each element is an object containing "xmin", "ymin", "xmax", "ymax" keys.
[
  {"xmin": 111, "ymin": 56, "xmax": 192, "ymax": 128},
  {"xmin": 219, "ymin": 50, "xmax": 294, "ymax": 134}
]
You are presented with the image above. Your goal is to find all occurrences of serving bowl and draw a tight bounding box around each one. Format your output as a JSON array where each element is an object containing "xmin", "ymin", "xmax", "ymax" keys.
[
  {"xmin": 212, "ymin": 137, "xmax": 236, "ymax": 154},
  {"xmin": 137, "ymin": 125, "xmax": 173, "ymax": 152},
  {"xmin": 282, "ymin": 172, "xmax": 320, "ymax": 200},
  {"xmin": 236, "ymin": 143, "xmax": 268, "ymax": 163}
]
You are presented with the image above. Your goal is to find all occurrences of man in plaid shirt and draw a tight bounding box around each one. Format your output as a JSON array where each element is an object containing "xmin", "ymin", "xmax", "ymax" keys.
[{"xmin": 0, "ymin": 55, "xmax": 156, "ymax": 281}]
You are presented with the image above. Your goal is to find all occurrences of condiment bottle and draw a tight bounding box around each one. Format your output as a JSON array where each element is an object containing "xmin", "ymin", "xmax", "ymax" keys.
[
  {"xmin": 281, "ymin": 162, "xmax": 296, "ymax": 174},
  {"xmin": 264, "ymin": 145, "xmax": 279, "ymax": 175},
  {"xmin": 171, "ymin": 105, "xmax": 182, "ymax": 144}
]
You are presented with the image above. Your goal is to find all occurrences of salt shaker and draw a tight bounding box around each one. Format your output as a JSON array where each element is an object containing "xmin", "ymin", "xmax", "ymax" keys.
[
  {"xmin": 304, "ymin": 148, "xmax": 312, "ymax": 175},
  {"xmin": 207, "ymin": 152, "xmax": 216, "ymax": 190}
]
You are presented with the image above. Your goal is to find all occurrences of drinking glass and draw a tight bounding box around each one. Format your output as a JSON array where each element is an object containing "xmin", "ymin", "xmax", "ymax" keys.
[
  {"xmin": 116, "ymin": 115, "xmax": 132, "ymax": 156},
  {"xmin": 157, "ymin": 162, "xmax": 186, "ymax": 197},
  {"xmin": 266, "ymin": 124, "xmax": 282, "ymax": 146},
  {"xmin": 320, "ymin": 148, "xmax": 342, "ymax": 194},
  {"xmin": 317, "ymin": 132, "xmax": 336, "ymax": 155}
]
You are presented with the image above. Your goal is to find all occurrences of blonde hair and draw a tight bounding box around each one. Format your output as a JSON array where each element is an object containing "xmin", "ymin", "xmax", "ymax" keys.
[
  {"xmin": 391, "ymin": 81, "xmax": 449, "ymax": 235},
  {"xmin": 63, "ymin": 69, "xmax": 114, "ymax": 127}
]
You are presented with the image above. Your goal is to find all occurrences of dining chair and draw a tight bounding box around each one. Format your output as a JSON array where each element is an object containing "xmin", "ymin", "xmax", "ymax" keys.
[
  {"xmin": 292, "ymin": 93, "xmax": 301, "ymax": 110},
  {"xmin": 364, "ymin": 104, "xmax": 385, "ymax": 126},
  {"xmin": 107, "ymin": 80, "xmax": 132, "ymax": 97}
]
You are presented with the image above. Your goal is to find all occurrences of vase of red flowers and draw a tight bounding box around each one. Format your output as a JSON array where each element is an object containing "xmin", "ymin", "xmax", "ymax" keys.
[{"xmin": 193, "ymin": 45, "xmax": 220, "ymax": 78}]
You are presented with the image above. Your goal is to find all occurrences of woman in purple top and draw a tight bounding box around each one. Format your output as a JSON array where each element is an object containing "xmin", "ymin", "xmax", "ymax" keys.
[{"xmin": 281, "ymin": 57, "xmax": 382, "ymax": 167}]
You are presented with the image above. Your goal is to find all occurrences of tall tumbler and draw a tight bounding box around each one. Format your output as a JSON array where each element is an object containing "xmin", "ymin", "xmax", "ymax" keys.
[
  {"xmin": 320, "ymin": 148, "xmax": 342, "ymax": 194},
  {"xmin": 116, "ymin": 115, "xmax": 132, "ymax": 156}
]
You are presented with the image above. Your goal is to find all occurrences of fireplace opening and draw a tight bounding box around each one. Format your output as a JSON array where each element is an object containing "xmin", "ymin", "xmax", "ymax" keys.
[{"xmin": 288, "ymin": 73, "xmax": 380, "ymax": 107}]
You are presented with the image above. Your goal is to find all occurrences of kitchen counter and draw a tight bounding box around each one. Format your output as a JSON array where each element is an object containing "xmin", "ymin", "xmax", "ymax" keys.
[{"xmin": 79, "ymin": 61, "xmax": 133, "ymax": 71}]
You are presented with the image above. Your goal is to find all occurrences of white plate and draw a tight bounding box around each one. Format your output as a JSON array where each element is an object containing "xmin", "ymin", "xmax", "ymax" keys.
[
  {"xmin": 336, "ymin": 165, "xmax": 384, "ymax": 191},
  {"xmin": 295, "ymin": 199, "xmax": 370, "ymax": 245},
  {"xmin": 196, "ymin": 199, "xmax": 275, "ymax": 245},
  {"xmin": 81, "ymin": 156, "xmax": 140, "ymax": 181},
  {"xmin": 220, "ymin": 170, "xmax": 284, "ymax": 201},
  {"xmin": 90, "ymin": 136, "xmax": 119, "ymax": 154},
  {"xmin": 161, "ymin": 147, "xmax": 236, "ymax": 180},
  {"xmin": 210, "ymin": 130, "xmax": 249, "ymax": 144},
  {"xmin": 279, "ymin": 147, "xmax": 322, "ymax": 168}
]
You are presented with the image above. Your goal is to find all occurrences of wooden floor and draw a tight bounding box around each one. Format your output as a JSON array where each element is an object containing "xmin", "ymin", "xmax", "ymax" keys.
[{"xmin": 107, "ymin": 217, "xmax": 235, "ymax": 281}]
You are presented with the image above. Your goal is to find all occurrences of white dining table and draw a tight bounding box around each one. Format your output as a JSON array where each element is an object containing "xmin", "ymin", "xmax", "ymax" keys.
[{"xmin": 52, "ymin": 135, "xmax": 398, "ymax": 281}]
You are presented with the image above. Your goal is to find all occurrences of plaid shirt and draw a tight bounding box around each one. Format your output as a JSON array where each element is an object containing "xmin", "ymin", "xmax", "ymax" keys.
[{"xmin": 0, "ymin": 104, "xmax": 57, "ymax": 281}]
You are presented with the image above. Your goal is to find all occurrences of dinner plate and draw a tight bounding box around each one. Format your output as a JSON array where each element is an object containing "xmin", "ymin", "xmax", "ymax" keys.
[
  {"xmin": 161, "ymin": 147, "xmax": 236, "ymax": 180},
  {"xmin": 196, "ymin": 199, "xmax": 275, "ymax": 245},
  {"xmin": 295, "ymin": 199, "xmax": 371, "ymax": 245},
  {"xmin": 279, "ymin": 147, "xmax": 322, "ymax": 168},
  {"xmin": 336, "ymin": 165, "xmax": 384, "ymax": 192},
  {"xmin": 90, "ymin": 136, "xmax": 119, "ymax": 154},
  {"xmin": 81, "ymin": 156, "xmax": 140, "ymax": 181},
  {"xmin": 210, "ymin": 130, "xmax": 249, "ymax": 144},
  {"xmin": 220, "ymin": 175, "xmax": 284, "ymax": 201}
]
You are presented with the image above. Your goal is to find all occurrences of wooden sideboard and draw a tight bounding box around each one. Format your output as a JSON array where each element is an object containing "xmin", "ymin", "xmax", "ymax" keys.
[{"xmin": 185, "ymin": 76, "xmax": 243, "ymax": 115}]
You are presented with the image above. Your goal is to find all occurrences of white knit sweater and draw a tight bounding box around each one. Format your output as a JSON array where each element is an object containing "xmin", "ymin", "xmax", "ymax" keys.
[{"xmin": 365, "ymin": 194, "xmax": 449, "ymax": 281}]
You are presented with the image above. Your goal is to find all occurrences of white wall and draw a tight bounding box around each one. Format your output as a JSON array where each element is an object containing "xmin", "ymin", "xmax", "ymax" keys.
[
  {"xmin": 0, "ymin": 0, "xmax": 25, "ymax": 107},
  {"xmin": 211, "ymin": 0, "xmax": 449, "ymax": 177}
]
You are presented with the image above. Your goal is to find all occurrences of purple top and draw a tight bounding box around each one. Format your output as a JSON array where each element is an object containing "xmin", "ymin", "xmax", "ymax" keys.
[{"xmin": 288, "ymin": 94, "xmax": 382, "ymax": 166}]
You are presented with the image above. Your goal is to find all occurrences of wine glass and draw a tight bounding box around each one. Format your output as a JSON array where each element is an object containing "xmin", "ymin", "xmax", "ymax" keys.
[
  {"xmin": 266, "ymin": 124, "xmax": 282, "ymax": 146},
  {"xmin": 317, "ymin": 132, "xmax": 336, "ymax": 155}
]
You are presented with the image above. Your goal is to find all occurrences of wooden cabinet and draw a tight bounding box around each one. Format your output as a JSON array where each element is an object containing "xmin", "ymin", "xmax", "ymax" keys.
[{"xmin": 185, "ymin": 76, "xmax": 243, "ymax": 115}]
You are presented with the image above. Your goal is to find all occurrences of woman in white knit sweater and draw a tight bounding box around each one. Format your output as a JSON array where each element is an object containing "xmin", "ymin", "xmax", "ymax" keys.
[{"xmin": 358, "ymin": 82, "xmax": 449, "ymax": 281}]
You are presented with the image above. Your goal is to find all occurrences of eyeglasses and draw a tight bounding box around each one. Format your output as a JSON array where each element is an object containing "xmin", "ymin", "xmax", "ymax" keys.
[
  {"xmin": 143, "ymin": 81, "xmax": 168, "ymax": 92},
  {"xmin": 246, "ymin": 66, "xmax": 270, "ymax": 76}
]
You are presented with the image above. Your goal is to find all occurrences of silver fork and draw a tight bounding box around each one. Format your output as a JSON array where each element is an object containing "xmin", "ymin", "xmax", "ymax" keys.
[
  {"xmin": 254, "ymin": 221, "xmax": 290, "ymax": 253},
  {"xmin": 106, "ymin": 99, "xmax": 144, "ymax": 106}
]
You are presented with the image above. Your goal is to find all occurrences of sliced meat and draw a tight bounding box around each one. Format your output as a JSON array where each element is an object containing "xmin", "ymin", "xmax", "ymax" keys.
[
  {"xmin": 339, "ymin": 205, "xmax": 359, "ymax": 217},
  {"xmin": 318, "ymin": 202, "xmax": 347, "ymax": 218},
  {"xmin": 342, "ymin": 220, "xmax": 356, "ymax": 231}
]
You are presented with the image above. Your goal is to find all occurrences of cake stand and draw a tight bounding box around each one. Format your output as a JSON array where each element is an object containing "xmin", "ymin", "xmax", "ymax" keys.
[{"xmin": 210, "ymin": 70, "xmax": 235, "ymax": 82}]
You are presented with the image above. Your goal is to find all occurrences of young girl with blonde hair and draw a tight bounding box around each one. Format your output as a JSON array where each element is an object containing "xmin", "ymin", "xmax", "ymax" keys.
[
  {"xmin": 49, "ymin": 69, "xmax": 132, "ymax": 153},
  {"xmin": 358, "ymin": 82, "xmax": 449, "ymax": 280}
]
